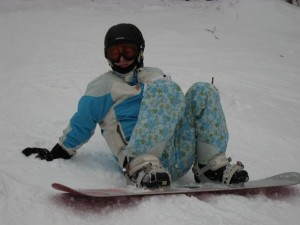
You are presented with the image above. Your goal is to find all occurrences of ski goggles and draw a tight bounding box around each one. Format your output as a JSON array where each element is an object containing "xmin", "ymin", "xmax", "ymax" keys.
[{"xmin": 105, "ymin": 43, "xmax": 139, "ymax": 63}]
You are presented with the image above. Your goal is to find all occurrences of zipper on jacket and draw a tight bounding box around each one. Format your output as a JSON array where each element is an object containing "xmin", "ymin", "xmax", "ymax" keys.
[{"xmin": 117, "ymin": 124, "xmax": 128, "ymax": 145}]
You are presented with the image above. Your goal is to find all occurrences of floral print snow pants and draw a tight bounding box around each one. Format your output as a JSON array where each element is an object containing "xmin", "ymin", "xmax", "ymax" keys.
[{"xmin": 124, "ymin": 79, "xmax": 229, "ymax": 181}]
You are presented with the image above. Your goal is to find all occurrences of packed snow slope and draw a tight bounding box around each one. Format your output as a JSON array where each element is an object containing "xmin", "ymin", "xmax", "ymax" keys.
[{"xmin": 1, "ymin": 0, "xmax": 300, "ymax": 224}]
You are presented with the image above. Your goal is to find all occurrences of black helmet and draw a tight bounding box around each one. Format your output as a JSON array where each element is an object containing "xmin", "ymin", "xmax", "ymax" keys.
[{"xmin": 104, "ymin": 23, "xmax": 145, "ymax": 74}]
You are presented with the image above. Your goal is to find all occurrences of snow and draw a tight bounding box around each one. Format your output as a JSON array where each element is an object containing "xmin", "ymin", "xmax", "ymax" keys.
[{"xmin": 1, "ymin": 0, "xmax": 300, "ymax": 224}]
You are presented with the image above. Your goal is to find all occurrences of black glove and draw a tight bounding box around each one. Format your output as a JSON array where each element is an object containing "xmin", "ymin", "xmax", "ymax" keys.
[{"xmin": 22, "ymin": 143, "xmax": 72, "ymax": 161}]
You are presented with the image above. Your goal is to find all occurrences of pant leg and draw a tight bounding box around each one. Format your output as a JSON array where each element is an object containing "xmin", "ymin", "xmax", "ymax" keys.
[
  {"xmin": 161, "ymin": 82, "xmax": 229, "ymax": 180},
  {"xmin": 124, "ymin": 79, "xmax": 186, "ymax": 158},
  {"xmin": 191, "ymin": 82, "xmax": 229, "ymax": 165}
]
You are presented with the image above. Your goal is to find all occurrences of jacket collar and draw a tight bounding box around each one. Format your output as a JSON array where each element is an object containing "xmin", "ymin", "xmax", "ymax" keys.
[{"xmin": 113, "ymin": 67, "xmax": 144, "ymax": 84}]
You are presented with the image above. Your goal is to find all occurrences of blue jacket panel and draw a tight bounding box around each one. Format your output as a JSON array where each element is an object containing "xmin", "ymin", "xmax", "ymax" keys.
[{"xmin": 63, "ymin": 94, "xmax": 114, "ymax": 149}]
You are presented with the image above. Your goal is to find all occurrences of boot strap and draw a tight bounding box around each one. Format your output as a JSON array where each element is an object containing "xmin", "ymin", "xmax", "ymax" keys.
[{"xmin": 222, "ymin": 161, "xmax": 244, "ymax": 185}]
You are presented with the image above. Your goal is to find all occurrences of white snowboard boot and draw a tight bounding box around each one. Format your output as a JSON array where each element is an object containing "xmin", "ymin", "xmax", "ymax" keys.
[{"xmin": 125, "ymin": 154, "xmax": 171, "ymax": 189}]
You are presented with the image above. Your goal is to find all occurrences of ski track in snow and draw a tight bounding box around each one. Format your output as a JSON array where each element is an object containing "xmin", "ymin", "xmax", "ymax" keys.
[{"xmin": 1, "ymin": 0, "xmax": 300, "ymax": 224}]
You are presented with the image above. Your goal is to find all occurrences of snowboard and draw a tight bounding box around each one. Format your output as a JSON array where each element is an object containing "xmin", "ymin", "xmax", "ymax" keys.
[{"xmin": 52, "ymin": 172, "xmax": 300, "ymax": 199}]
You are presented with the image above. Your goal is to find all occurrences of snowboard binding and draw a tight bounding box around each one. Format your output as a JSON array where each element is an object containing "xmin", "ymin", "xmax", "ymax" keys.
[
  {"xmin": 192, "ymin": 153, "xmax": 249, "ymax": 185},
  {"xmin": 124, "ymin": 154, "xmax": 171, "ymax": 189}
]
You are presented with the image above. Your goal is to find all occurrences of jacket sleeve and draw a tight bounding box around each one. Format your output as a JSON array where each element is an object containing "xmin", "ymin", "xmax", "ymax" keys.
[{"xmin": 59, "ymin": 93, "xmax": 114, "ymax": 152}]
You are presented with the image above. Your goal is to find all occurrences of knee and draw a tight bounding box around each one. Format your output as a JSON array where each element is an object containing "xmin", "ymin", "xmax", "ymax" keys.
[
  {"xmin": 148, "ymin": 79, "xmax": 182, "ymax": 94},
  {"xmin": 144, "ymin": 79, "xmax": 186, "ymax": 110},
  {"xmin": 186, "ymin": 82, "xmax": 217, "ymax": 98},
  {"xmin": 146, "ymin": 79, "xmax": 185, "ymax": 101}
]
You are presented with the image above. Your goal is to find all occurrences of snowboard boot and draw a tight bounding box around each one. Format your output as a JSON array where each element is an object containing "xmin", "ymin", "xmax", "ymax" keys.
[
  {"xmin": 125, "ymin": 154, "xmax": 171, "ymax": 189},
  {"xmin": 192, "ymin": 153, "xmax": 249, "ymax": 185}
]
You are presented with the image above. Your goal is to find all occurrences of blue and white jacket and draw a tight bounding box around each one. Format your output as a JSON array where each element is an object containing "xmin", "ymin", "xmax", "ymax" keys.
[{"xmin": 58, "ymin": 67, "xmax": 167, "ymax": 161}]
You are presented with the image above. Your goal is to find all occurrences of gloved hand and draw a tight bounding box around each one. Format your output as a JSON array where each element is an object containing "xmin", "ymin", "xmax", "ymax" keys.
[
  {"xmin": 22, "ymin": 147, "xmax": 54, "ymax": 161},
  {"xmin": 22, "ymin": 143, "xmax": 72, "ymax": 161}
]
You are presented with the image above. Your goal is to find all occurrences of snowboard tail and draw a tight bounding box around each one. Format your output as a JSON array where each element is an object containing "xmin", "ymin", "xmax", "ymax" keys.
[{"xmin": 52, "ymin": 172, "xmax": 300, "ymax": 198}]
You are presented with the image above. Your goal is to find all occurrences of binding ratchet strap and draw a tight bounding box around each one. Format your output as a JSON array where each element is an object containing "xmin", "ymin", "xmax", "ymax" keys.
[
  {"xmin": 125, "ymin": 154, "xmax": 170, "ymax": 188},
  {"xmin": 193, "ymin": 153, "xmax": 246, "ymax": 185},
  {"xmin": 222, "ymin": 161, "xmax": 244, "ymax": 185},
  {"xmin": 193, "ymin": 153, "xmax": 231, "ymax": 177}
]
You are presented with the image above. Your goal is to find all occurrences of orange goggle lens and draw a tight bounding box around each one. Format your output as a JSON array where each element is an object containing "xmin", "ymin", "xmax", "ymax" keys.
[{"xmin": 105, "ymin": 44, "xmax": 139, "ymax": 63}]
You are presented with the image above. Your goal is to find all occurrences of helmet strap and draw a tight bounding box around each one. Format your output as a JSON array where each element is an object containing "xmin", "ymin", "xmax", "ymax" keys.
[{"xmin": 137, "ymin": 51, "xmax": 144, "ymax": 67}]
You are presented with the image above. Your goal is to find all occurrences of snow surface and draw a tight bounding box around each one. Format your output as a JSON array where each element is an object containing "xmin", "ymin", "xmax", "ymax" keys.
[{"xmin": 1, "ymin": 0, "xmax": 300, "ymax": 224}]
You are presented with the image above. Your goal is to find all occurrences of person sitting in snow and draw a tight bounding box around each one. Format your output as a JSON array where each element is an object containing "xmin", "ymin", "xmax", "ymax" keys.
[{"xmin": 22, "ymin": 23, "xmax": 249, "ymax": 188}]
